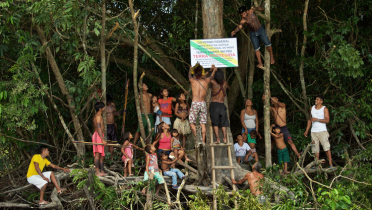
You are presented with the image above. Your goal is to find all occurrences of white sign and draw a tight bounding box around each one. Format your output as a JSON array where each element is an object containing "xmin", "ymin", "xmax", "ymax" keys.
[{"xmin": 190, "ymin": 38, "xmax": 239, "ymax": 68}]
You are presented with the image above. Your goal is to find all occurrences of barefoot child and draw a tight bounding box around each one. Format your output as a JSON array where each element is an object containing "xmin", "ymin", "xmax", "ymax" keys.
[
  {"xmin": 93, "ymin": 102, "xmax": 108, "ymax": 176},
  {"xmin": 234, "ymin": 135, "xmax": 258, "ymax": 164},
  {"xmin": 271, "ymin": 124, "xmax": 290, "ymax": 174},
  {"xmin": 174, "ymin": 93, "xmax": 191, "ymax": 148},
  {"xmin": 143, "ymin": 144, "xmax": 165, "ymax": 190},
  {"xmin": 171, "ymin": 129, "xmax": 192, "ymax": 162},
  {"xmin": 160, "ymin": 151, "xmax": 187, "ymax": 189},
  {"xmin": 121, "ymin": 132, "xmax": 144, "ymax": 177}
]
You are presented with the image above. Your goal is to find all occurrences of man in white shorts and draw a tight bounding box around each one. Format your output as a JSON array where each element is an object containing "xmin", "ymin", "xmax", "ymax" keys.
[
  {"xmin": 26, "ymin": 146, "xmax": 70, "ymax": 205},
  {"xmin": 304, "ymin": 95, "xmax": 334, "ymax": 168}
]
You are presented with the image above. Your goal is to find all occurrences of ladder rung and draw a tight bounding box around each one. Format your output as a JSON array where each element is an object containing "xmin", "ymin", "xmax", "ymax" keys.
[
  {"xmin": 212, "ymin": 166, "xmax": 235, "ymax": 170},
  {"xmin": 209, "ymin": 143, "xmax": 232, "ymax": 147}
]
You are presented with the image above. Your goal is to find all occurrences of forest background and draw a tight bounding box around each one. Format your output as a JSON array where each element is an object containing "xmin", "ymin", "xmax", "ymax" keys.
[{"xmin": 0, "ymin": 0, "xmax": 372, "ymax": 209}]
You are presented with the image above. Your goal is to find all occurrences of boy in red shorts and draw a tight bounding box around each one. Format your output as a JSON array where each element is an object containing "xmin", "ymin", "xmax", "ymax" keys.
[{"xmin": 93, "ymin": 102, "xmax": 107, "ymax": 176}]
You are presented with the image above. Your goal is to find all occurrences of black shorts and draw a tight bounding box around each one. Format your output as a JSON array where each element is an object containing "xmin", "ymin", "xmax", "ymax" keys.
[
  {"xmin": 107, "ymin": 124, "xmax": 118, "ymax": 143},
  {"xmin": 277, "ymin": 125, "xmax": 292, "ymax": 141},
  {"xmin": 209, "ymin": 102, "xmax": 229, "ymax": 127}
]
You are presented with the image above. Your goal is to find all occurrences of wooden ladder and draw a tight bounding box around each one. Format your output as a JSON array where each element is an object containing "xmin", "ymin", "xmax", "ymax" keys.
[{"xmin": 210, "ymin": 126, "xmax": 237, "ymax": 210}]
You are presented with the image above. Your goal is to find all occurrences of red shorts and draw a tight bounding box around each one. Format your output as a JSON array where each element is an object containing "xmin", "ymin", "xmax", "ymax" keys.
[{"xmin": 92, "ymin": 132, "xmax": 105, "ymax": 156}]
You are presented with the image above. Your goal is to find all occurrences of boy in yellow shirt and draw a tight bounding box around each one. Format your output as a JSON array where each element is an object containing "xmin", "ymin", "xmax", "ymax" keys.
[{"xmin": 27, "ymin": 146, "xmax": 70, "ymax": 205}]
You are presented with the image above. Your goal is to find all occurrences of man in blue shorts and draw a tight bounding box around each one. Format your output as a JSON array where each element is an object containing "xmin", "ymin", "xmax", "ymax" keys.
[{"xmin": 231, "ymin": 6, "xmax": 275, "ymax": 69}]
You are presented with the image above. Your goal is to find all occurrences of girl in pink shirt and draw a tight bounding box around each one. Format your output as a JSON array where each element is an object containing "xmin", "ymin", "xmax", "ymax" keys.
[{"xmin": 121, "ymin": 132, "xmax": 144, "ymax": 177}]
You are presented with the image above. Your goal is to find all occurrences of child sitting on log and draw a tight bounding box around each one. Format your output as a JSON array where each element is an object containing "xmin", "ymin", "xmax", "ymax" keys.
[
  {"xmin": 271, "ymin": 124, "xmax": 290, "ymax": 174},
  {"xmin": 142, "ymin": 144, "xmax": 165, "ymax": 194},
  {"xmin": 170, "ymin": 129, "xmax": 192, "ymax": 163},
  {"xmin": 234, "ymin": 135, "xmax": 258, "ymax": 164},
  {"xmin": 160, "ymin": 151, "xmax": 187, "ymax": 190},
  {"xmin": 121, "ymin": 132, "xmax": 144, "ymax": 177}
]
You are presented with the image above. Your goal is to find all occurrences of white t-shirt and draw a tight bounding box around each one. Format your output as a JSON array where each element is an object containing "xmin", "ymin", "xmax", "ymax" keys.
[{"xmin": 234, "ymin": 143, "xmax": 251, "ymax": 157}]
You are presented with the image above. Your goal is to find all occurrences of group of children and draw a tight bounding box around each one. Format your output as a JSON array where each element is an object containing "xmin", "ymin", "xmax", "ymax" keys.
[{"xmin": 234, "ymin": 124, "xmax": 291, "ymax": 174}]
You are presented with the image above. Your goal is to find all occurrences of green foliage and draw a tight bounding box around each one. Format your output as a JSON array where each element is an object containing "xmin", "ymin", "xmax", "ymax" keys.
[
  {"xmin": 188, "ymin": 185, "xmax": 269, "ymax": 210},
  {"xmin": 317, "ymin": 187, "xmax": 353, "ymax": 210}
]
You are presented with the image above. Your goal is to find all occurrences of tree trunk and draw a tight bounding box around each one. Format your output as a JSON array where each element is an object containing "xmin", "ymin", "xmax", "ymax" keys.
[
  {"xmin": 247, "ymin": 41, "xmax": 255, "ymax": 99},
  {"xmin": 227, "ymin": 32, "xmax": 249, "ymax": 115},
  {"xmin": 201, "ymin": 0, "xmax": 248, "ymax": 185},
  {"xmin": 129, "ymin": 0, "xmax": 146, "ymax": 141},
  {"xmin": 36, "ymin": 25, "xmax": 85, "ymax": 157},
  {"xmin": 299, "ymin": 0, "xmax": 310, "ymax": 120},
  {"xmin": 263, "ymin": 0, "xmax": 272, "ymax": 167},
  {"xmin": 101, "ymin": 0, "xmax": 108, "ymax": 142}
]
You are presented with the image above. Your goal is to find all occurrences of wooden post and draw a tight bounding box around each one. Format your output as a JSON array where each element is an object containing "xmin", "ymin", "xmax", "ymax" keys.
[{"xmin": 100, "ymin": 0, "xmax": 107, "ymax": 143}]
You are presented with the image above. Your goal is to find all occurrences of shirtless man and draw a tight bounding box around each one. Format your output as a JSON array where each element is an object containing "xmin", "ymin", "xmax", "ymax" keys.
[
  {"xmin": 189, "ymin": 63, "xmax": 218, "ymax": 144},
  {"xmin": 232, "ymin": 162, "xmax": 266, "ymax": 203},
  {"xmin": 106, "ymin": 94, "xmax": 124, "ymax": 160},
  {"xmin": 210, "ymin": 68, "xmax": 230, "ymax": 144},
  {"xmin": 93, "ymin": 102, "xmax": 107, "ymax": 176},
  {"xmin": 133, "ymin": 83, "xmax": 155, "ymax": 145},
  {"xmin": 231, "ymin": 6, "xmax": 275, "ymax": 69},
  {"xmin": 262, "ymin": 95, "xmax": 301, "ymax": 158}
]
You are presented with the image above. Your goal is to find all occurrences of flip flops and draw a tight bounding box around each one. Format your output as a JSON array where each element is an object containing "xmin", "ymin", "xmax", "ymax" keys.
[
  {"xmin": 182, "ymin": 175, "xmax": 188, "ymax": 180},
  {"xmin": 172, "ymin": 185, "xmax": 179, "ymax": 190},
  {"xmin": 39, "ymin": 201, "xmax": 50, "ymax": 205}
]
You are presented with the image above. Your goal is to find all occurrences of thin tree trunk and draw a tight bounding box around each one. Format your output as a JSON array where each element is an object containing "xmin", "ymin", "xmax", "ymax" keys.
[
  {"xmin": 36, "ymin": 25, "xmax": 85, "ymax": 156},
  {"xmin": 263, "ymin": 0, "xmax": 272, "ymax": 167},
  {"xmin": 101, "ymin": 0, "xmax": 108, "ymax": 141},
  {"xmin": 299, "ymin": 0, "xmax": 310, "ymax": 120},
  {"xmin": 194, "ymin": 0, "xmax": 198, "ymax": 39},
  {"xmin": 129, "ymin": 0, "xmax": 146, "ymax": 141},
  {"xmin": 247, "ymin": 41, "xmax": 255, "ymax": 99}
]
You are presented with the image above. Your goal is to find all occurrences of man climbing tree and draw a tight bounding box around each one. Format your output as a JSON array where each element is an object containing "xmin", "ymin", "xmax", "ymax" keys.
[
  {"xmin": 262, "ymin": 94, "xmax": 301, "ymax": 158},
  {"xmin": 231, "ymin": 6, "xmax": 275, "ymax": 69}
]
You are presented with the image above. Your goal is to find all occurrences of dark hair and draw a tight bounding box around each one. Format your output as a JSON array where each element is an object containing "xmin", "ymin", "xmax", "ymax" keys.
[
  {"xmin": 123, "ymin": 132, "xmax": 130, "ymax": 142},
  {"xmin": 39, "ymin": 146, "xmax": 48, "ymax": 154},
  {"xmin": 160, "ymin": 151, "xmax": 169, "ymax": 157},
  {"xmin": 194, "ymin": 66, "xmax": 203, "ymax": 79},
  {"xmin": 159, "ymin": 87, "xmax": 168, "ymax": 99},
  {"xmin": 214, "ymin": 69, "xmax": 224, "ymax": 85},
  {"xmin": 106, "ymin": 93, "xmax": 113, "ymax": 104},
  {"xmin": 172, "ymin": 129, "xmax": 179, "ymax": 136},
  {"xmin": 254, "ymin": 162, "xmax": 262, "ymax": 172},
  {"xmin": 273, "ymin": 125, "xmax": 281, "ymax": 132},
  {"xmin": 238, "ymin": 6, "xmax": 247, "ymax": 14},
  {"xmin": 316, "ymin": 95, "xmax": 324, "ymax": 102},
  {"xmin": 155, "ymin": 122, "xmax": 168, "ymax": 139},
  {"xmin": 145, "ymin": 145, "xmax": 152, "ymax": 153},
  {"xmin": 94, "ymin": 102, "xmax": 105, "ymax": 111},
  {"xmin": 250, "ymin": 130, "xmax": 257, "ymax": 136}
]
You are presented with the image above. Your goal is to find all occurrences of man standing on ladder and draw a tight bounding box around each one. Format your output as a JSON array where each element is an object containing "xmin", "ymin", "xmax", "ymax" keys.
[
  {"xmin": 188, "ymin": 63, "xmax": 217, "ymax": 145},
  {"xmin": 210, "ymin": 68, "xmax": 230, "ymax": 144}
]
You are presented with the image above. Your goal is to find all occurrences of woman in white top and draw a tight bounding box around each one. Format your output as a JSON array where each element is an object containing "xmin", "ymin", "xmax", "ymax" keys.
[{"xmin": 240, "ymin": 99, "xmax": 262, "ymax": 143}]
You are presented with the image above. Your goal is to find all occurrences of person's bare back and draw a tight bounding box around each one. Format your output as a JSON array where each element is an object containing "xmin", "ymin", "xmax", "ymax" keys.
[
  {"xmin": 189, "ymin": 64, "xmax": 218, "ymax": 102},
  {"xmin": 247, "ymin": 172, "xmax": 264, "ymax": 195},
  {"xmin": 211, "ymin": 80, "xmax": 229, "ymax": 103}
]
